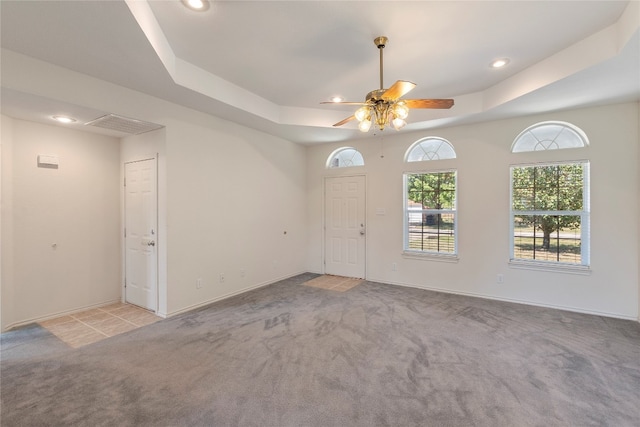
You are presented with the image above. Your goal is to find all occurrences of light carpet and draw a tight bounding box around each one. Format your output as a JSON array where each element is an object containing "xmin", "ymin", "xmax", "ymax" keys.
[{"xmin": 2, "ymin": 273, "xmax": 639, "ymax": 426}]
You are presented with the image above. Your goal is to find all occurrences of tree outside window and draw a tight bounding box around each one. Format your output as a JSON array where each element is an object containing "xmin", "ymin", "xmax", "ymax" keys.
[
  {"xmin": 511, "ymin": 162, "xmax": 589, "ymax": 265},
  {"xmin": 405, "ymin": 171, "xmax": 456, "ymax": 254}
]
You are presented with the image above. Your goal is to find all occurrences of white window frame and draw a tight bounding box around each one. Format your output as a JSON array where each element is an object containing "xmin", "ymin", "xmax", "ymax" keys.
[
  {"xmin": 403, "ymin": 170, "xmax": 458, "ymax": 260},
  {"xmin": 326, "ymin": 147, "xmax": 364, "ymax": 169},
  {"xmin": 511, "ymin": 121, "xmax": 589, "ymax": 152},
  {"xmin": 405, "ymin": 137, "xmax": 457, "ymax": 162},
  {"xmin": 509, "ymin": 161, "xmax": 590, "ymax": 272}
]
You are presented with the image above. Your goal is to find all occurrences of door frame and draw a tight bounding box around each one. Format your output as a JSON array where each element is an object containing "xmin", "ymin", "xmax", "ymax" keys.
[
  {"xmin": 323, "ymin": 174, "xmax": 367, "ymax": 278},
  {"xmin": 122, "ymin": 155, "xmax": 159, "ymax": 312}
]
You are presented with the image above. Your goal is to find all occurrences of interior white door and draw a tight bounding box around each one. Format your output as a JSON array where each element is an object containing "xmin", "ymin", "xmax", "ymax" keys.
[
  {"xmin": 124, "ymin": 159, "xmax": 157, "ymax": 311},
  {"xmin": 324, "ymin": 175, "xmax": 366, "ymax": 278}
]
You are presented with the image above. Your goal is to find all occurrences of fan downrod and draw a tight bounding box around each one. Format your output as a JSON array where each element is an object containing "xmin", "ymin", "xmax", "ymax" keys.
[{"xmin": 374, "ymin": 36, "xmax": 388, "ymax": 90}]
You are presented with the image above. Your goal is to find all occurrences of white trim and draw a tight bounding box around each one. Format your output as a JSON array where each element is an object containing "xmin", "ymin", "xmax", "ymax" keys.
[
  {"xmin": 508, "ymin": 259, "xmax": 591, "ymax": 275},
  {"xmin": 326, "ymin": 147, "xmax": 365, "ymax": 169},
  {"xmin": 3, "ymin": 299, "xmax": 121, "ymax": 332},
  {"xmin": 511, "ymin": 120, "xmax": 589, "ymax": 153},
  {"xmin": 164, "ymin": 272, "xmax": 306, "ymax": 318},
  {"xmin": 369, "ymin": 278, "xmax": 636, "ymax": 321},
  {"xmin": 322, "ymin": 174, "xmax": 367, "ymax": 278},
  {"xmin": 509, "ymin": 161, "xmax": 590, "ymax": 267},
  {"xmin": 405, "ymin": 136, "xmax": 457, "ymax": 162},
  {"xmin": 402, "ymin": 251, "xmax": 459, "ymax": 263},
  {"xmin": 403, "ymin": 169, "xmax": 458, "ymax": 255},
  {"xmin": 123, "ymin": 155, "xmax": 159, "ymax": 313}
]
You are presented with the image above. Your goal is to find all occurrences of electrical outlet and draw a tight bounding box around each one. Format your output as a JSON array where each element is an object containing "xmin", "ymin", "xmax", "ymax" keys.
[
  {"xmin": 196, "ymin": 278, "xmax": 203, "ymax": 289},
  {"xmin": 240, "ymin": 268, "xmax": 246, "ymax": 278},
  {"xmin": 219, "ymin": 273, "xmax": 225, "ymax": 283},
  {"xmin": 497, "ymin": 274, "xmax": 504, "ymax": 284},
  {"xmin": 392, "ymin": 262, "xmax": 397, "ymax": 271}
]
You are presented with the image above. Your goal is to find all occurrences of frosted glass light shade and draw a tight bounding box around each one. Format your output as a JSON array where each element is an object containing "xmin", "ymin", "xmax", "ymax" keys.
[
  {"xmin": 392, "ymin": 117, "xmax": 406, "ymax": 130},
  {"xmin": 358, "ymin": 119, "xmax": 372, "ymax": 132},
  {"xmin": 355, "ymin": 106, "xmax": 370, "ymax": 122},
  {"xmin": 393, "ymin": 103, "xmax": 409, "ymax": 120}
]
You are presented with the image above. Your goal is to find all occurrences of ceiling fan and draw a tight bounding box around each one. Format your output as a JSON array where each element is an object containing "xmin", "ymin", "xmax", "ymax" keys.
[{"xmin": 322, "ymin": 36, "xmax": 454, "ymax": 132}]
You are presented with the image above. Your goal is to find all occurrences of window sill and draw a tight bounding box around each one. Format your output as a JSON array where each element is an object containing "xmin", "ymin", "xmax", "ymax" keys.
[
  {"xmin": 402, "ymin": 251, "xmax": 459, "ymax": 263},
  {"xmin": 508, "ymin": 259, "xmax": 591, "ymax": 275}
]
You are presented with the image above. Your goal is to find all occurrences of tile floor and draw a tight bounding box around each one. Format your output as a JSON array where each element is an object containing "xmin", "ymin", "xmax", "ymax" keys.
[
  {"xmin": 38, "ymin": 303, "xmax": 160, "ymax": 348},
  {"xmin": 303, "ymin": 275, "xmax": 363, "ymax": 292}
]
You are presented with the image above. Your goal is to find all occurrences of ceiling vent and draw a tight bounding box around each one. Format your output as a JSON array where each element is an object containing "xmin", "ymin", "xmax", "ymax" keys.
[{"xmin": 85, "ymin": 114, "xmax": 163, "ymax": 135}]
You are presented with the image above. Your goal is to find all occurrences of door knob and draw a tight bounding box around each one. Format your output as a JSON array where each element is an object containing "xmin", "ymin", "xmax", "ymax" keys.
[
  {"xmin": 360, "ymin": 230, "xmax": 365, "ymax": 235},
  {"xmin": 147, "ymin": 240, "xmax": 155, "ymax": 246}
]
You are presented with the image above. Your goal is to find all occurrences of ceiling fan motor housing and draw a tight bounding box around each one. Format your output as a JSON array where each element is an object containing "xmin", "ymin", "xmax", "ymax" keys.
[
  {"xmin": 366, "ymin": 89, "xmax": 387, "ymax": 102},
  {"xmin": 374, "ymin": 36, "xmax": 387, "ymax": 49}
]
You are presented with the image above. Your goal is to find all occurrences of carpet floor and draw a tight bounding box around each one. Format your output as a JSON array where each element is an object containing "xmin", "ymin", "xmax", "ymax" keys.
[{"xmin": 1, "ymin": 273, "xmax": 639, "ymax": 426}]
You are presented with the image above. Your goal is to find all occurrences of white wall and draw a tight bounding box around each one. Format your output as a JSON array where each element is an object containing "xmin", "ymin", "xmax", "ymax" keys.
[
  {"xmin": 3, "ymin": 49, "xmax": 636, "ymax": 326},
  {"xmin": 1, "ymin": 115, "xmax": 15, "ymax": 329},
  {"xmin": 1, "ymin": 110, "xmax": 308, "ymax": 326},
  {"xmin": 1, "ymin": 50, "xmax": 309, "ymax": 323},
  {"xmin": 164, "ymin": 116, "xmax": 308, "ymax": 315},
  {"xmin": 120, "ymin": 116, "xmax": 308, "ymax": 318},
  {"xmin": 1, "ymin": 117, "xmax": 121, "ymax": 330},
  {"xmin": 306, "ymin": 102, "xmax": 639, "ymax": 320}
]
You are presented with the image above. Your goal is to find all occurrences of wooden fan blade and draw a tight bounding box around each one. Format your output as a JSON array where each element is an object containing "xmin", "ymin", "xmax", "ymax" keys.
[
  {"xmin": 404, "ymin": 99, "xmax": 454, "ymax": 109},
  {"xmin": 382, "ymin": 80, "xmax": 416, "ymax": 101},
  {"xmin": 320, "ymin": 101, "xmax": 367, "ymax": 105},
  {"xmin": 333, "ymin": 115, "xmax": 356, "ymax": 127}
]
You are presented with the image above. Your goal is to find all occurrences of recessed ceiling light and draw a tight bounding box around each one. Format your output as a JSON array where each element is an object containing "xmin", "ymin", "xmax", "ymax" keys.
[
  {"xmin": 330, "ymin": 96, "xmax": 344, "ymax": 103},
  {"xmin": 491, "ymin": 58, "xmax": 510, "ymax": 68},
  {"xmin": 182, "ymin": 0, "xmax": 210, "ymax": 11},
  {"xmin": 52, "ymin": 115, "xmax": 76, "ymax": 124}
]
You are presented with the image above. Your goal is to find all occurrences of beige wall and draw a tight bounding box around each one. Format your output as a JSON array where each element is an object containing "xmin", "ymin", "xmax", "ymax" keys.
[
  {"xmin": 306, "ymin": 102, "xmax": 640, "ymax": 320},
  {"xmin": 1, "ymin": 117, "xmax": 121, "ymax": 329}
]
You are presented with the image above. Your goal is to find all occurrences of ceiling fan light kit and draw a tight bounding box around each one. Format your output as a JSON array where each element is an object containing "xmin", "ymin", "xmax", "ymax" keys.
[{"xmin": 322, "ymin": 36, "xmax": 454, "ymax": 133}]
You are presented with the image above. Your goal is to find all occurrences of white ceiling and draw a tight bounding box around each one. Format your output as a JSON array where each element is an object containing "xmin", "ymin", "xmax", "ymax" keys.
[{"xmin": 1, "ymin": 0, "xmax": 639, "ymax": 144}]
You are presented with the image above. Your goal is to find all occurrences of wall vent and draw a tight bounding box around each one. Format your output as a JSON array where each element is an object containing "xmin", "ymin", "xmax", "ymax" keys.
[{"xmin": 85, "ymin": 114, "xmax": 163, "ymax": 135}]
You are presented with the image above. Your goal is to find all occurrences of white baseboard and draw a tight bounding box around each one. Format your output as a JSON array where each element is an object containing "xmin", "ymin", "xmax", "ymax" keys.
[
  {"xmin": 164, "ymin": 271, "xmax": 307, "ymax": 318},
  {"xmin": 368, "ymin": 277, "xmax": 638, "ymax": 322},
  {"xmin": 3, "ymin": 299, "xmax": 122, "ymax": 332}
]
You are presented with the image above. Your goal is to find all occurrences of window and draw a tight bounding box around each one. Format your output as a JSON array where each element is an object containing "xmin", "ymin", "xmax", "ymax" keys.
[
  {"xmin": 510, "ymin": 162, "xmax": 590, "ymax": 266},
  {"xmin": 406, "ymin": 137, "xmax": 456, "ymax": 161},
  {"xmin": 512, "ymin": 121, "xmax": 588, "ymax": 152},
  {"xmin": 404, "ymin": 171, "xmax": 457, "ymax": 255},
  {"xmin": 327, "ymin": 147, "xmax": 364, "ymax": 168}
]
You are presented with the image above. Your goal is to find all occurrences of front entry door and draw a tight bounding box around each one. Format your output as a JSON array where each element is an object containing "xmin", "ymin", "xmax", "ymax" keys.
[
  {"xmin": 324, "ymin": 176, "xmax": 366, "ymax": 278},
  {"xmin": 124, "ymin": 159, "xmax": 157, "ymax": 311}
]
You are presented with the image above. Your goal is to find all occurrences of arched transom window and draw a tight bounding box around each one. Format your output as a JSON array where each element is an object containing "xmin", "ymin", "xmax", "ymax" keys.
[
  {"xmin": 406, "ymin": 137, "xmax": 456, "ymax": 162},
  {"xmin": 512, "ymin": 121, "xmax": 588, "ymax": 153},
  {"xmin": 327, "ymin": 147, "xmax": 364, "ymax": 168}
]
